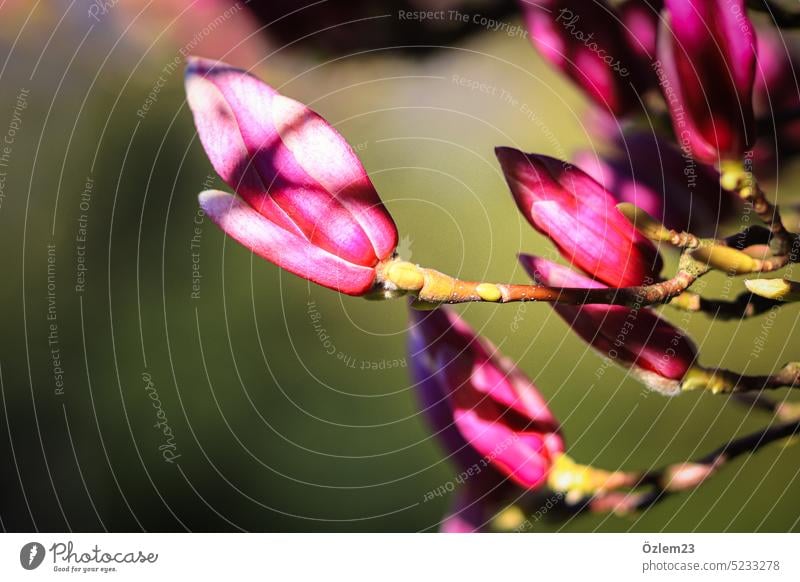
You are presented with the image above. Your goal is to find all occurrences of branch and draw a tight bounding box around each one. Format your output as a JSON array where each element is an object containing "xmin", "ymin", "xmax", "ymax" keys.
[
  {"xmin": 731, "ymin": 392, "xmax": 800, "ymax": 421},
  {"xmin": 378, "ymin": 253, "xmax": 707, "ymax": 307},
  {"xmin": 377, "ymin": 202, "xmax": 792, "ymax": 309},
  {"xmin": 720, "ymin": 162, "xmax": 797, "ymax": 258},
  {"xmin": 681, "ymin": 362, "xmax": 800, "ymax": 394},
  {"xmin": 591, "ymin": 419, "xmax": 800, "ymax": 513},
  {"xmin": 669, "ymin": 290, "xmax": 785, "ymax": 320}
]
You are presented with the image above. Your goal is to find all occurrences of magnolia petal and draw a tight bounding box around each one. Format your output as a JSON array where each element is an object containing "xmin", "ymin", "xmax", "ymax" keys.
[
  {"xmin": 271, "ymin": 94, "xmax": 398, "ymax": 261},
  {"xmin": 452, "ymin": 407, "xmax": 552, "ymax": 489},
  {"xmin": 659, "ymin": 0, "xmax": 756, "ymax": 162},
  {"xmin": 497, "ymin": 147, "xmax": 661, "ymax": 287},
  {"xmin": 409, "ymin": 306, "xmax": 564, "ymax": 489},
  {"xmin": 186, "ymin": 57, "xmax": 397, "ymax": 266},
  {"xmin": 519, "ymin": 0, "xmax": 655, "ymax": 116},
  {"xmin": 199, "ymin": 190, "xmax": 376, "ymax": 295},
  {"xmin": 532, "ymin": 200, "xmax": 659, "ymax": 288},
  {"xmin": 520, "ymin": 255, "xmax": 696, "ymax": 381}
]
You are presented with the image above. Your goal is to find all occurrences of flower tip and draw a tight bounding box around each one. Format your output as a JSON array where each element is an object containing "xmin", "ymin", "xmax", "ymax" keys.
[
  {"xmin": 494, "ymin": 145, "xmax": 524, "ymax": 167},
  {"xmin": 185, "ymin": 55, "xmax": 225, "ymax": 72},
  {"xmin": 198, "ymin": 188, "xmax": 230, "ymax": 213},
  {"xmin": 184, "ymin": 56, "xmax": 221, "ymax": 80}
]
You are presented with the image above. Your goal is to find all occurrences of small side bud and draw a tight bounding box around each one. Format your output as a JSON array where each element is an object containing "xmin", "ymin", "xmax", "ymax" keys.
[
  {"xmin": 690, "ymin": 245, "xmax": 758, "ymax": 275},
  {"xmin": 476, "ymin": 283, "xmax": 503, "ymax": 302},
  {"xmin": 738, "ymin": 185, "xmax": 755, "ymax": 201},
  {"xmin": 745, "ymin": 278, "xmax": 800, "ymax": 301},
  {"xmin": 660, "ymin": 462, "xmax": 715, "ymax": 492},
  {"xmin": 617, "ymin": 203, "xmax": 672, "ymax": 242}
]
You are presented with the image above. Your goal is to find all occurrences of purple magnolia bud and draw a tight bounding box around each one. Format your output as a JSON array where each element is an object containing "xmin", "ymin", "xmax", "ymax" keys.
[
  {"xmin": 519, "ymin": 0, "xmax": 657, "ymax": 116},
  {"xmin": 496, "ymin": 147, "xmax": 663, "ymax": 288},
  {"xmin": 574, "ymin": 132, "xmax": 738, "ymax": 237},
  {"xmin": 520, "ymin": 255, "xmax": 698, "ymax": 394},
  {"xmin": 409, "ymin": 307, "xmax": 564, "ymax": 491},
  {"xmin": 185, "ymin": 58, "xmax": 398, "ymax": 295},
  {"xmin": 657, "ymin": 0, "xmax": 757, "ymax": 163}
]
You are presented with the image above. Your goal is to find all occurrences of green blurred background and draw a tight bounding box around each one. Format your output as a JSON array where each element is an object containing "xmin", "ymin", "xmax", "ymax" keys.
[{"xmin": 1, "ymin": 0, "xmax": 799, "ymax": 532}]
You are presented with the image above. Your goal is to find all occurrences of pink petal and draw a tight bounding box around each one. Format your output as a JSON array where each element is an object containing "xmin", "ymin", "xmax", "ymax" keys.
[
  {"xmin": 659, "ymin": 0, "xmax": 756, "ymax": 162},
  {"xmin": 519, "ymin": 0, "xmax": 655, "ymax": 116},
  {"xmin": 452, "ymin": 407, "xmax": 552, "ymax": 489},
  {"xmin": 410, "ymin": 307, "xmax": 564, "ymax": 490},
  {"xmin": 185, "ymin": 57, "xmax": 397, "ymax": 267},
  {"xmin": 496, "ymin": 147, "xmax": 661, "ymax": 287},
  {"xmin": 532, "ymin": 200, "xmax": 660, "ymax": 287},
  {"xmin": 199, "ymin": 190, "xmax": 376, "ymax": 295},
  {"xmin": 272, "ymin": 94, "xmax": 398, "ymax": 261},
  {"xmin": 520, "ymin": 255, "xmax": 696, "ymax": 380}
]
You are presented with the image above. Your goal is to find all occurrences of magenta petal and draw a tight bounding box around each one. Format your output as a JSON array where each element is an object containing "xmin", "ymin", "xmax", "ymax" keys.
[
  {"xmin": 496, "ymin": 147, "xmax": 662, "ymax": 287},
  {"xmin": 619, "ymin": 0, "xmax": 661, "ymax": 62},
  {"xmin": 520, "ymin": 255, "xmax": 697, "ymax": 381},
  {"xmin": 199, "ymin": 190, "xmax": 377, "ymax": 295},
  {"xmin": 185, "ymin": 57, "xmax": 397, "ymax": 267},
  {"xmin": 409, "ymin": 306, "xmax": 564, "ymax": 490},
  {"xmin": 271, "ymin": 94, "xmax": 398, "ymax": 261},
  {"xmin": 452, "ymin": 407, "xmax": 551, "ymax": 489},
  {"xmin": 659, "ymin": 0, "xmax": 757, "ymax": 162},
  {"xmin": 520, "ymin": 254, "xmax": 604, "ymax": 289},
  {"xmin": 519, "ymin": 0, "xmax": 656, "ymax": 116}
]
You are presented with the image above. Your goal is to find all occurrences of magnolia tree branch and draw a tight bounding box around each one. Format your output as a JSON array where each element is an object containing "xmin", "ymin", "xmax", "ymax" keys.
[
  {"xmin": 681, "ymin": 363, "xmax": 800, "ymax": 394},
  {"xmin": 669, "ymin": 291, "xmax": 784, "ymax": 320},
  {"xmin": 588, "ymin": 419, "xmax": 800, "ymax": 514},
  {"xmin": 379, "ymin": 200, "xmax": 795, "ymax": 309},
  {"xmin": 499, "ymin": 413, "xmax": 800, "ymax": 528},
  {"xmin": 732, "ymin": 392, "xmax": 800, "ymax": 420},
  {"xmin": 379, "ymin": 255, "xmax": 706, "ymax": 307},
  {"xmin": 721, "ymin": 162, "xmax": 798, "ymax": 258}
]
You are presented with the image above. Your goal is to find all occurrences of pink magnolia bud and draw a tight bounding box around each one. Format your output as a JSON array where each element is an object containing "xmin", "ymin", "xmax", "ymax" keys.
[
  {"xmin": 495, "ymin": 147, "xmax": 663, "ymax": 288},
  {"xmin": 519, "ymin": 0, "xmax": 657, "ymax": 116},
  {"xmin": 754, "ymin": 24, "xmax": 798, "ymax": 118},
  {"xmin": 409, "ymin": 307, "xmax": 565, "ymax": 491},
  {"xmin": 574, "ymin": 132, "xmax": 737, "ymax": 237},
  {"xmin": 185, "ymin": 57, "xmax": 398, "ymax": 295},
  {"xmin": 752, "ymin": 24, "xmax": 800, "ymax": 174},
  {"xmin": 520, "ymin": 255, "xmax": 697, "ymax": 394},
  {"xmin": 657, "ymin": 0, "xmax": 757, "ymax": 163},
  {"xmin": 619, "ymin": 0, "xmax": 662, "ymax": 65}
]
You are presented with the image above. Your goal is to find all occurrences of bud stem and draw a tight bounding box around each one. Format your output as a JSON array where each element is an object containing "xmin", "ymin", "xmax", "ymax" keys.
[
  {"xmin": 720, "ymin": 161, "xmax": 798, "ymax": 258},
  {"xmin": 669, "ymin": 290, "xmax": 784, "ymax": 320},
  {"xmin": 547, "ymin": 454, "xmax": 639, "ymax": 504}
]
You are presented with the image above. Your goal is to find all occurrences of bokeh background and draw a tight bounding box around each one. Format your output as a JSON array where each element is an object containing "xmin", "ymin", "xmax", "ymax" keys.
[{"xmin": 1, "ymin": 0, "xmax": 799, "ymax": 532}]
